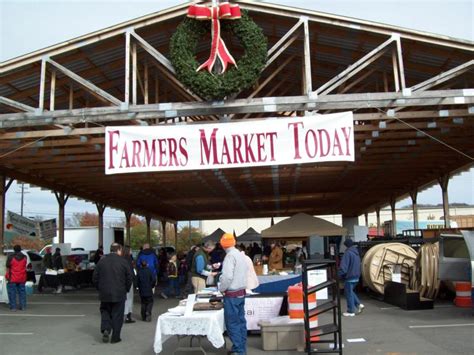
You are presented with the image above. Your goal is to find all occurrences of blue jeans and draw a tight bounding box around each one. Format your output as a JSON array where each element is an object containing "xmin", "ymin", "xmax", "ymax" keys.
[
  {"xmin": 224, "ymin": 296, "xmax": 247, "ymax": 354},
  {"xmin": 344, "ymin": 280, "xmax": 360, "ymax": 313},
  {"xmin": 7, "ymin": 282, "xmax": 26, "ymax": 310},
  {"xmin": 165, "ymin": 277, "xmax": 180, "ymax": 297}
]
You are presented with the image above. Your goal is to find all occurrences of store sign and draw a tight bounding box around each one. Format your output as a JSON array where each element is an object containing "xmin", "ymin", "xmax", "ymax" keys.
[
  {"xmin": 308, "ymin": 269, "xmax": 328, "ymax": 300},
  {"xmin": 105, "ymin": 112, "xmax": 354, "ymax": 174},
  {"xmin": 38, "ymin": 219, "xmax": 57, "ymax": 240},
  {"xmin": 7, "ymin": 211, "xmax": 37, "ymax": 236}
]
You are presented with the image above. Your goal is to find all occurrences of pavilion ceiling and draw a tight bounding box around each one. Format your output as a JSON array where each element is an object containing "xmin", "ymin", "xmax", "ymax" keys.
[{"xmin": 0, "ymin": 0, "xmax": 473, "ymax": 221}]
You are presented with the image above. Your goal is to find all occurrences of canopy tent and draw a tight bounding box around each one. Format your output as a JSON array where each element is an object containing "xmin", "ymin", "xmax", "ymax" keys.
[
  {"xmin": 202, "ymin": 228, "xmax": 225, "ymax": 243},
  {"xmin": 237, "ymin": 227, "xmax": 262, "ymax": 242},
  {"xmin": 261, "ymin": 213, "xmax": 347, "ymax": 239}
]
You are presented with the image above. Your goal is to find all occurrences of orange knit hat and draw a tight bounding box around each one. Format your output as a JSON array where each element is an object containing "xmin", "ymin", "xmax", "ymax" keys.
[{"xmin": 220, "ymin": 233, "xmax": 236, "ymax": 249}]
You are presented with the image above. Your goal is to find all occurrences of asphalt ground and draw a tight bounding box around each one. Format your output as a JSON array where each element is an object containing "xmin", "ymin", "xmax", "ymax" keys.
[{"xmin": 0, "ymin": 287, "xmax": 473, "ymax": 355}]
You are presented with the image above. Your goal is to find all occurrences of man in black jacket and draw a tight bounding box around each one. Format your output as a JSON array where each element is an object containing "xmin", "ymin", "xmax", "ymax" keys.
[{"xmin": 93, "ymin": 243, "xmax": 132, "ymax": 344}]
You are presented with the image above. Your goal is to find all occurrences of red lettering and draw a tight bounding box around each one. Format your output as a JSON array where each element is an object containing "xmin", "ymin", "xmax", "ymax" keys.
[
  {"xmin": 305, "ymin": 129, "xmax": 318, "ymax": 158},
  {"xmin": 119, "ymin": 142, "xmax": 130, "ymax": 168},
  {"xmin": 243, "ymin": 134, "xmax": 256, "ymax": 163},
  {"xmin": 221, "ymin": 137, "xmax": 232, "ymax": 164},
  {"xmin": 158, "ymin": 139, "xmax": 167, "ymax": 166},
  {"xmin": 256, "ymin": 133, "xmax": 266, "ymax": 162},
  {"xmin": 200, "ymin": 128, "xmax": 220, "ymax": 165},
  {"xmin": 143, "ymin": 140, "xmax": 156, "ymax": 167},
  {"xmin": 332, "ymin": 130, "xmax": 343, "ymax": 156},
  {"xmin": 341, "ymin": 127, "xmax": 352, "ymax": 156},
  {"xmin": 318, "ymin": 129, "xmax": 330, "ymax": 157},
  {"xmin": 232, "ymin": 135, "xmax": 244, "ymax": 164},
  {"xmin": 168, "ymin": 138, "xmax": 178, "ymax": 166},
  {"xmin": 179, "ymin": 138, "xmax": 188, "ymax": 166},
  {"xmin": 288, "ymin": 122, "xmax": 304, "ymax": 159},
  {"xmin": 131, "ymin": 140, "xmax": 142, "ymax": 167},
  {"xmin": 107, "ymin": 130, "xmax": 120, "ymax": 169},
  {"xmin": 266, "ymin": 132, "xmax": 278, "ymax": 161}
]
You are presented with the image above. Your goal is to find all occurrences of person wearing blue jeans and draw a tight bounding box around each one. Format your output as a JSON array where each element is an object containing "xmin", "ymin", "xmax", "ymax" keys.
[
  {"xmin": 224, "ymin": 296, "xmax": 247, "ymax": 354},
  {"xmin": 218, "ymin": 233, "xmax": 249, "ymax": 355},
  {"xmin": 7, "ymin": 283, "xmax": 27, "ymax": 311},
  {"xmin": 338, "ymin": 239, "xmax": 364, "ymax": 316}
]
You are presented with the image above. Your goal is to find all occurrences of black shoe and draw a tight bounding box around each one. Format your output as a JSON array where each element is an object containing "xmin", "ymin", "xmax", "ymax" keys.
[
  {"xmin": 146, "ymin": 315, "xmax": 152, "ymax": 322},
  {"xmin": 125, "ymin": 318, "xmax": 136, "ymax": 323},
  {"xmin": 110, "ymin": 338, "xmax": 122, "ymax": 344},
  {"xmin": 102, "ymin": 330, "xmax": 110, "ymax": 343}
]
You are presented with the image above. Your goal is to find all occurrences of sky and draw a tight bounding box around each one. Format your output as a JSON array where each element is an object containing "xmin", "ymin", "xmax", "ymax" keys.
[{"xmin": 0, "ymin": 0, "xmax": 473, "ymax": 226}]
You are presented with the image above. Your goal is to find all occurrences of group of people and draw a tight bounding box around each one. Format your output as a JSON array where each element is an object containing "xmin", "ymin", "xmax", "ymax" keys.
[{"xmin": 91, "ymin": 234, "xmax": 255, "ymax": 354}]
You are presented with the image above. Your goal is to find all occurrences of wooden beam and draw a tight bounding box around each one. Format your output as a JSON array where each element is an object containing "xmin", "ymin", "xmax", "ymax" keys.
[
  {"xmin": 46, "ymin": 58, "xmax": 122, "ymax": 106},
  {"xmin": 392, "ymin": 48, "xmax": 400, "ymax": 92},
  {"xmin": 315, "ymin": 35, "xmax": 395, "ymax": 95},
  {"xmin": 410, "ymin": 59, "xmax": 474, "ymax": 92},
  {"xmin": 395, "ymin": 36, "xmax": 406, "ymax": 90},
  {"xmin": 267, "ymin": 18, "xmax": 303, "ymax": 57},
  {"xmin": 265, "ymin": 33, "xmax": 300, "ymax": 70},
  {"xmin": 124, "ymin": 30, "xmax": 131, "ymax": 105},
  {"xmin": 50, "ymin": 70, "xmax": 56, "ymax": 111},
  {"xmin": 302, "ymin": 17, "xmax": 312, "ymax": 95},
  {"xmin": 130, "ymin": 31, "xmax": 175, "ymax": 74},
  {"xmin": 38, "ymin": 59, "xmax": 47, "ymax": 111},
  {"xmin": 132, "ymin": 42, "xmax": 137, "ymax": 105},
  {"xmin": 0, "ymin": 96, "xmax": 36, "ymax": 113}
]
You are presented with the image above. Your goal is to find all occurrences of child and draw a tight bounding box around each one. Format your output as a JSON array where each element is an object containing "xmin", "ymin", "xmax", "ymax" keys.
[
  {"xmin": 162, "ymin": 253, "xmax": 179, "ymax": 298},
  {"xmin": 137, "ymin": 260, "xmax": 156, "ymax": 322}
]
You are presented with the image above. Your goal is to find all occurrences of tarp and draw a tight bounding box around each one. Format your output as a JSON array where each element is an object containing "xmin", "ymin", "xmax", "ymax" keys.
[
  {"xmin": 202, "ymin": 228, "xmax": 225, "ymax": 243},
  {"xmin": 261, "ymin": 213, "xmax": 347, "ymax": 239},
  {"xmin": 237, "ymin": 227, "xmax": 262, "ymax": 242}
]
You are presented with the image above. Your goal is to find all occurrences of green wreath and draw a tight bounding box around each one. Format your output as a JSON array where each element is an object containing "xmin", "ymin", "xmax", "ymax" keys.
[{"xmin": 170, "ymin": 11, "xmax": 267, "ymax": 100}]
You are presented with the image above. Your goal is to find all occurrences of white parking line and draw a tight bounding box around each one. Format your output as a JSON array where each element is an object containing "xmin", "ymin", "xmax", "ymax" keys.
[
  {"xmin": 0, "ymin": 314, "xmax": 85, "ymax": 317},
  {"xmin": 29, "ymin": 302, "xmax": 98, "ymax": 305},
  {"xmin": 0, "ymin": 333, "xmax": 35, "ymax": 335},
  {"xmin": 409, "ymin": 323, "xmax": 474, "ymax": 329}
]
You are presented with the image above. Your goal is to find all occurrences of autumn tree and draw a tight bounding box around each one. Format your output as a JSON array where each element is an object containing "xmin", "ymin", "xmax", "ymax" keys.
[
  {"xmin": 71, "ymin": 212, "xmax": 99, "ymax": 227},
  {"xmin": 176, "ymin": 226, "xmax": 203, "ymax": 253}
]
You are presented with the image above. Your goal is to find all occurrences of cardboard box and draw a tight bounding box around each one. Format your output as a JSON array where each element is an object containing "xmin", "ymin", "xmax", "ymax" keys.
[{"xmin": 259, "ymin": 317, "xmax": 305, "ymax": 351}]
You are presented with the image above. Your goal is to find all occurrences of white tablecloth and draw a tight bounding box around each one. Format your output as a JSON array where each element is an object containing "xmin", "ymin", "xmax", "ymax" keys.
[{"xmin": 153, "ymin": 310, "xmax": 225, "ymax": 354}]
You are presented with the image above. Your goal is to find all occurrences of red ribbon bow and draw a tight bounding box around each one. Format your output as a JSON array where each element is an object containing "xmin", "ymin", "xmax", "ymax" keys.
[{"xmin": 188, "ymin": 2, "xmax": 241, "ymax": 74}]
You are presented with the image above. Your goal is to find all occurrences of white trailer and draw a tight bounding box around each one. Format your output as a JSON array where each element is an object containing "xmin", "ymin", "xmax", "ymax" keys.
[{"xmin": 50, "ymin": 226, "xmax": 124, "ymax": 254}]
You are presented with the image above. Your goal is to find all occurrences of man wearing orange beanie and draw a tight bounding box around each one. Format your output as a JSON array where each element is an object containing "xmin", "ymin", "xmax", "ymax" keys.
[{"xmin": 218, "ymin": 233, "xmax": 248, "ymax": 355}]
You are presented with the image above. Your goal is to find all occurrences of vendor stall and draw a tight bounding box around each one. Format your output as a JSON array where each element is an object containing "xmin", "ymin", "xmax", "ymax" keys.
[
  {"xmin": 202, "ymin": 228, "xmax": 225, "ymax": 243},
  {"xmin": 38, "ymin": 269, "xmax": 94, "ymax": 292}
]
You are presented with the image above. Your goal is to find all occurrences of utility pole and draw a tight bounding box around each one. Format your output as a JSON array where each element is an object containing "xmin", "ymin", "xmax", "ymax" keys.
[{"xmin": 16, "ymin": 182, "xmax": 29, "ymax": 216}]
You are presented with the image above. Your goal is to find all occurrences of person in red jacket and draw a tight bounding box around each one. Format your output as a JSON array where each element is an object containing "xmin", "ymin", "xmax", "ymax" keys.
[{"xmin": 5, "ymin": 245, "xmax": 28, "ymax": 311}]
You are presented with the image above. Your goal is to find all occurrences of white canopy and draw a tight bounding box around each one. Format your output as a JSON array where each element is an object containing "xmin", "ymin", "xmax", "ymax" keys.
[{"xmin": 261, "ymin": 213, "xmax": 347, "ymax": 239}]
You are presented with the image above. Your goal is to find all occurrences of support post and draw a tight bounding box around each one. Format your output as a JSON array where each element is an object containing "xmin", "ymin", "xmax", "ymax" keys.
[
  {"xmin": 124, "ymin": 211, "xmax": 132, "ymax": 246},
  {"xmin": 146, "ymin": 216, "xmax": 152, "ymax": 245},
  {"xmin": 39, "ymin": 58, "xmax": 47, "ymax": 111},
  {"xmin": 54, "ymin": 192, "xmax": 70, "ymax": 244},
  {"xmin": 144, "ymin": 62, "xmax": 149, "ymax": 105},
  {"xmin": 364, "ymin": 213, "xmax": 369, "ymax": 227},
  {"xmin": 438, "ymin": 174, "xmax": 451, "ymax": 228},
  {"xmin": 125, "ymin": 30, "xmax": 131, "ymax": 105},
  {"xmin": 375, "ymin": 207, "xmax": 381, "ymax": 236},
  {"xmin": 174, "ymin": 222, "xmax": 178, "ymax": 249},
  {"xmin": 96, "ymin": 203, "xmax": 106, "ymax": 248},
  {"xmin": 0, "ymin": 176, "xmax": 14, "ymax": 255},
  {"xmin": 390, "ymin": 197, "xmax": 397, "ymax": 237},
  {"xmin": 302, "ymin": 17, "xmax": 312, "ymax": 95},
  {"xmin": 392, "ymin": 48, "xmax": 400, "ymax": 92},
  {"xmin": 132, "ymin": 42, "xmax": 137, "ymax": 105},
  {"xmin": 161, "ymin": 220, "xmax": 167, "ymax": 247},
  {"xmin": 50, "ymin": 70, "xmax": 56, "ymax": 111},
  {"xmin": 409, "ymin": 188, "xmax": 419, "ymax": 230}
]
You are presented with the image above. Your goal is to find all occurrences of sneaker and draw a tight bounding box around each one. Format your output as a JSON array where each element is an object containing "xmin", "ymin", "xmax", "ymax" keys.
[
  {"xmin": 124, "ymin": 318, "xmax": 136, "ymax": 324},
  {"xmin": 160, "ymin": 292, "xmax": 168, "ymax": 299},
  {"xmin": 102, "ymin": 330, "xmax": 110, "ymax": 343},
  {"xmin": 110, "ymin": 338, "xmax": 122, "ymax": 344},
  {"xmin": 146, "ymin": 315, "xmax": 152, "ymax": 322},
  {"xmin": 10, "ymin": 308, "xmax": 17, "ymax": 312},
  {"xmin": 343, "ymin": 312, "xmax": 355, "ymax": 317},
  {"xmin": 357, "ymin": 304, "xmax": 365, "ymax": 314}
]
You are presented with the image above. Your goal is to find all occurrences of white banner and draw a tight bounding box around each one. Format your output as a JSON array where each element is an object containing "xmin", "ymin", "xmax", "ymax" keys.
[
  {"xmin": 105, "ymin": 112, "xmax": 354, "ymax": 174},
  {"xmin": 38, "ymin": 218, "xmax": 57, "ymax": 240},
  {"xmin": 245, "ymin": 296, "xmax": 284, "ymax": 330},
  {"xmin": 7, "ymin": 210, "xmax": 37, "ymax": 236}
]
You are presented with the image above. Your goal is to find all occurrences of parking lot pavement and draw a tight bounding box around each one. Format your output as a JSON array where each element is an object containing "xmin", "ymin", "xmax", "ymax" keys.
[{"xmin": 1, "ymin": 289, "xmax": 473, "ymax": 355}]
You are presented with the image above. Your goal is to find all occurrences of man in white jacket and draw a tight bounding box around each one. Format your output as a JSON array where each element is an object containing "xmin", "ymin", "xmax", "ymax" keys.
[{"xmin": 219, "ymin": 233, "xmax": 249, "ymax": 355}]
